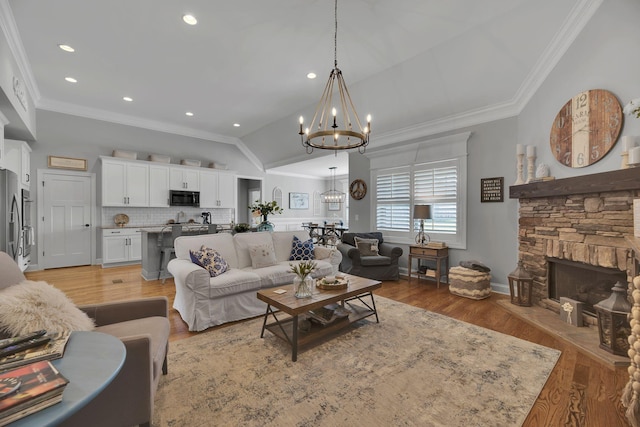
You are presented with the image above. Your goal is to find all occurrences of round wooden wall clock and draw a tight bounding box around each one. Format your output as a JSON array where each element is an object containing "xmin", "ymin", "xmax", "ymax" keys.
[
  {"xmin": 549, "ymin": 89, "xmax": 622, "ymax": 168},
  {"xmin": 349, "ymin": 179, "xmax": 367, "ymax": 200}
]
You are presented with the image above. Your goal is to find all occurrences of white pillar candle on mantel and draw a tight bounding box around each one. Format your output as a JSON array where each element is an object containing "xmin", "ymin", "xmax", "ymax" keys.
[
  {"xmin": 629, "ymin": 146, "xmax": 640, "ymax": 166},
  {"xmin": 527, "ymin": 145, "xmax": 536, "ymax": 157},
  {"xmin": 516, "ymin": 144, "xmax": 525, "ymax": 155},
  {"xmin": 622, "ymin": 136, "xmax": 636, "ymax": 152}
]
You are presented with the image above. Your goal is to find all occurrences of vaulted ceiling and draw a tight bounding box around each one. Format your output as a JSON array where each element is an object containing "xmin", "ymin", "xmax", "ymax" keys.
[{"xmin": 3, "ymin": 0, "xmax": 594, "ymax": 176}]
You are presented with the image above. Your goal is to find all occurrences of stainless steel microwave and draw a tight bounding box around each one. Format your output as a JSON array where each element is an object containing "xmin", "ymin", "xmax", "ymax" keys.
[{"xmin": 170, "ymin": 190, "xmax": 200, "ymax": 207}]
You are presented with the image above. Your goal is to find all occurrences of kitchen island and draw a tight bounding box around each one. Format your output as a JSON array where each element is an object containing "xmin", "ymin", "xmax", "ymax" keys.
[{"xmin": 140, "ymin": 223, "xmax": 224, "ymax": 281}]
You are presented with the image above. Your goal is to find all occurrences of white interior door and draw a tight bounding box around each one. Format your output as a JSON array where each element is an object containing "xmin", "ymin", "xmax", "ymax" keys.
[{"xmin": 41, "ymin": 171, "xmax": 93, "ymax": 268}]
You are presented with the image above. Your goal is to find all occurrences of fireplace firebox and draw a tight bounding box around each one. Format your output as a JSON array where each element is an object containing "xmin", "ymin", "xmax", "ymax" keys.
[{"xmin": 547, "ymin": 258, "xmax": 627, "ymax": 317}]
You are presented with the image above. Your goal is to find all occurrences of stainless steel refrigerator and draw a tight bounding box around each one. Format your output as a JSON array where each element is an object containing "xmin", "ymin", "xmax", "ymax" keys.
[{"xmin": 0, "ymin": 169, "xmax": 21, "ymax": 261}]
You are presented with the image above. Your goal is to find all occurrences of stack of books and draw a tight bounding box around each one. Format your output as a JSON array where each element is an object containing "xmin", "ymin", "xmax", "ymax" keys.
[
  {"xmin": 425, "ymin": 241, "xmax": 447, "ymax": 249},
  {"xmin": 0, "ymin": 332, "xmax": 71, "ymax": 372},
  {"xmin": 0, "ymin": 360, "xmax": 69, "ymax": 425}
]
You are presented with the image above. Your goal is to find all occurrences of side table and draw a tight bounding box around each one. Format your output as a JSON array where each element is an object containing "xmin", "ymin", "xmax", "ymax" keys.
[
  {"xmin": 11, "ymin": 331, "xmax": 126, "ymax": 427},
  {"xmin": 408, "ymin": 245, "xmax": 449, "ymax": 288}
]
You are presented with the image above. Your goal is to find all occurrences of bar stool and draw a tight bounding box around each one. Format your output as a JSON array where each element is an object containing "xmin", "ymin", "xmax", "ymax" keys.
[{"xmin": 158, "ymin": 225, "xmax": 182, "ymax": 283}]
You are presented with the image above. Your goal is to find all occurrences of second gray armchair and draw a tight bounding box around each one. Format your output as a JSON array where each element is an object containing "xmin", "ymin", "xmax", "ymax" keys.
[{"xmin": 337, "ymin": 232, "xmax": 403, "ymax": 281}]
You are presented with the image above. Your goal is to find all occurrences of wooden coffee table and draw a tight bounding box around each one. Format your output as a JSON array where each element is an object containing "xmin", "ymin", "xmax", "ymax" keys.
[{"xmin": 257, "ymin": 274, "xmax": 381, "ymax": 361}]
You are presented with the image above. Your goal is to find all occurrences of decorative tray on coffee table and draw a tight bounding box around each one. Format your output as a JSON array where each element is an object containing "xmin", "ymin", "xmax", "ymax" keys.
[{"xmin": 316, "ymin": 276, "xmax": 349, "ymax": 290}]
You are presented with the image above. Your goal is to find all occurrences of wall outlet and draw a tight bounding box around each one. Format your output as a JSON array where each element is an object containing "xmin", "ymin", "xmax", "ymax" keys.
[{"xmin": 355, "ymin": 214, "xmax": 359, "ymax": 221}]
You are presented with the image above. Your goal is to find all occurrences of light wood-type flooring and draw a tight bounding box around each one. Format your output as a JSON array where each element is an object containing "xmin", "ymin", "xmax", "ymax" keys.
[{"xmin": 26, "ymin": 265, "xmax": 630, "ymax": 426}]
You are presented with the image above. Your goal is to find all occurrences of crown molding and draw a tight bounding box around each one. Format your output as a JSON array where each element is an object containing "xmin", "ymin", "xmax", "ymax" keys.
[{"xmin": 0, "ymin": 0, "xmax": 41, "ymax": 103}]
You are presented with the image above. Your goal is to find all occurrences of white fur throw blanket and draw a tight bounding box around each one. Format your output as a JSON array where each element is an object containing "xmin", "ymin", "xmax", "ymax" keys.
[{"xmin": 0, "ymin": 280, "xmax": 94, "ymax": 336}]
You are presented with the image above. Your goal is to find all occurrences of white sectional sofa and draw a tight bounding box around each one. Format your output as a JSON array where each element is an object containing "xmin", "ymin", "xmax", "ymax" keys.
[{"xmin": 167, "ymin": 231, "xmax": 342, "ymax": 331}]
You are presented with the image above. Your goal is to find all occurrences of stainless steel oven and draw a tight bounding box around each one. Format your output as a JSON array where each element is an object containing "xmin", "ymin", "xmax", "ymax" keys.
[{"xmin": 21, "ymin": 188, "xmax": 33, "ymax": 260}]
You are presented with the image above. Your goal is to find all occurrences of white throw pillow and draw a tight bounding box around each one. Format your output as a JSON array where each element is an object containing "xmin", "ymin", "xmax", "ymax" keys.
[
  {"xmin": 0, "ymin": 280, "xmax": 95, "ymax": 336},
  {"xmin": 249, "ymin": 243, "xmax": 278, "ymax": 269}
]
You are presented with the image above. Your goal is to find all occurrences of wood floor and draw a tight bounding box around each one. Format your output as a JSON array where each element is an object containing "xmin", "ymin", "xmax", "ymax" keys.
[{"xmin": 26, "ymin": 264, "xmax": 630, "ymax": 427}]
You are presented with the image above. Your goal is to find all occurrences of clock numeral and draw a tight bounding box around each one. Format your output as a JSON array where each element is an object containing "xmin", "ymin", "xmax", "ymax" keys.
[
  {"xmin": 576, "ymin": 152, "xmax": 585, "ymax": 166},
  {"xmin": 591, "ymin": 145, "xmax": 600, "ymax": 161},
  {"xmin": 575, "ymin": 93, "xmax": 588, "ymax": 109},
  {"xmin": 555, "ymin": 116, "xmax": 566, "ymax": 129},
  {"xmin": 610, "ymin": 113, "xmax": 620, "ymax": 127},
  {"xmin": 564, "ymin": 152, "xmax": 572, "ymax": 166}
]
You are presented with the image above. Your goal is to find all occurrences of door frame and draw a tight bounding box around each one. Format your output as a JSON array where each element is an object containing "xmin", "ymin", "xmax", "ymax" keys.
[{"xmin": 36, "ymin": 168, "xmax": 97, "ymax": 270}]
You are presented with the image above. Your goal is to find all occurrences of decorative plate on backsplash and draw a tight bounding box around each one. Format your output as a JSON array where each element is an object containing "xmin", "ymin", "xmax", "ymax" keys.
[{"xmin": 114, "ymin": 213, "xmax": 129, "ymax": 227}]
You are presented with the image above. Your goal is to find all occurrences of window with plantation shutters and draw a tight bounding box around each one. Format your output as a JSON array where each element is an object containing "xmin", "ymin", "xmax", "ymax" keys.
[
  {"xmin": 414, "ymin": 163, "xmax": 458, "ymax": 234},
  {"xmin": 376, "ymin": 168, "xmax": 410, "ymax": 231},
  {"xmin": 370, "ymin": 131, "xmax": 468, "ymax": 249}
]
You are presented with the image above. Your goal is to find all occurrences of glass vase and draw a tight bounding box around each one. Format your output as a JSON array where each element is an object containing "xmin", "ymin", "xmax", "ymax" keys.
[
  {"xmin": 257, "ymin": 214, "xmax": 273, "ymax": 232},
  {"xmin": 294, "ymin": 275, "xmax": 314, "ymax": 298}
]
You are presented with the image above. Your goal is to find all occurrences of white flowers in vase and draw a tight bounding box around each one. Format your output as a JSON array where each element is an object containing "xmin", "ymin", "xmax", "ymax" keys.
[{"xmin": 562, "ymin": 302, "xmax": 574, "ymax": 325}]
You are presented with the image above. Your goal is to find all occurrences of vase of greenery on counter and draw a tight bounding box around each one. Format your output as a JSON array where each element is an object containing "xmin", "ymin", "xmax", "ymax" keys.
[{"xmin": 249, "ymin": 200, "xmax": 283, "ymax": 232}]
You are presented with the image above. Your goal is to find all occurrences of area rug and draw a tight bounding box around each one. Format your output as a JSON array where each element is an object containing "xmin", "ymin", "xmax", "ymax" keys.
[{"xmin": 153, "ymin": 297, "xmax": 561, "ymax": 427}]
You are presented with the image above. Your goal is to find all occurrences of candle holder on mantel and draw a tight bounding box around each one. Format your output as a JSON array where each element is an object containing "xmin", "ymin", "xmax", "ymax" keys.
[
  {"xmin": 514, "ymin": 154, "xmax": 525, "ymax": 185},
  {"xmin": 526, "ymin": 146, "xmax": 536, "ymax": 184}
]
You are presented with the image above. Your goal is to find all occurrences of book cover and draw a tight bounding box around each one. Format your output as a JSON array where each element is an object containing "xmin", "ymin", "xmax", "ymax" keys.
[
  {"xmin": 0, "ymin": 333, "xmax": 70, "ymax": 372},
  {"xmin": 0, "ymin": 360, "xmax": 68, "ymax": 418}
]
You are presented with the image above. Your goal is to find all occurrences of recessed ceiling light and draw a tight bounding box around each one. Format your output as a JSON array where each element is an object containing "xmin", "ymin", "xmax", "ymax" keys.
[
  {"xmin": 64, "ymin": 77, "xmax": 77, "ymax": 83},
  {"xmin": 123, "ymin": 96, "xmax": 133, "ymax": 102},
  {"xmin": 183, "ymin": 14, "xmax": 197, "ymax": 25},
  {"xmin": 307, "ymin": 72, "xmax": 317, "ymax": 79},
  {"xmin": 185, "ymin": 112, "xmax": 194, "ymax": 117},
  {"xmin": 233, "ymin": 123, "xmax": 240, "ymax": 127},
  {"xmin": 58, "ymin": 44, "xmax": 75, "ymax": 52}
]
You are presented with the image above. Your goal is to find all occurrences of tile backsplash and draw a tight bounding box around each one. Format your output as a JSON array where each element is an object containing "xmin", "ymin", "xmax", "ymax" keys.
[{"xmin": 102, "ymin": 207, "xmax": 234, "ymax": 227}]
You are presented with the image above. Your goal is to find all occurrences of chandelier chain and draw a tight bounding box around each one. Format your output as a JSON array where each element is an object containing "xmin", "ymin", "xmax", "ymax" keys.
[{"xmin": 334, "ymin": 0, "xmax": 338, "ymax": 68}]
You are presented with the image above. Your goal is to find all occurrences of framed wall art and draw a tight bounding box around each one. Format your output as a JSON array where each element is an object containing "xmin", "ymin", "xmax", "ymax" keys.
[
  {"xmin": 289, "ymin": 192, "xmax": 309, "ymax": 210},
  {"xmin": 480, "ymin": 177, "xmax": 504, "ymax": 203},
  {"xmin": 48, "ymin": 155, "xmax": 88, "ymax": 171}
]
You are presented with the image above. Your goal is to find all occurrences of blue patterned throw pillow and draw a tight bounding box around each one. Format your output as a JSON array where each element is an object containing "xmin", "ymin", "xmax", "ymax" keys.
[
  {"xmin": 289, "ymin": 236, "xmax": 315, "ymax": 261},
  {"xmin": 190, "ymin": 245, "xmax": 229, "ymax": 277}
]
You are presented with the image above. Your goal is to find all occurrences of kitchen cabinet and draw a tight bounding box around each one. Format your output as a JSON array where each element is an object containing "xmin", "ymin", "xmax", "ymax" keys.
[
  {"xmin": 102, "ymin": 158, "xmax": 149, "ymax": 206},
  {"xmin": 102, "ymin": 228, "xmax": 141, "ymax": 265},
  {"xmin": 199, "ymin": 170, "xmax": 236, "ymax": 208},
  {"xmin": 170, "ymin": 167, "xmax": 199, "ymax": 191},
  {"xmin": 5, "ymin": 139, "xmax": 31, "ymax": 187},
  {"xmin": 149, "ymin": 164, "xmax": 170, "ymax": 207}
]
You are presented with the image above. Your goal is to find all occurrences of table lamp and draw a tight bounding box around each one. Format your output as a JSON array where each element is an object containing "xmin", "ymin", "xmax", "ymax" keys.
[{"xmin": 413, "ymin": 205, "xmax": 432, "ymax": 246}]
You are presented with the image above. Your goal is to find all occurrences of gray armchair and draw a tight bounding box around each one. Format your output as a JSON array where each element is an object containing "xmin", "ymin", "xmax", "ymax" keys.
[
  {"xmin": 337, "ymin": 232, "xmax": 403, "ymax": 281},
  {"xmin": 0, "ymin": 251, "xmax": 169, "ymax": 427}
]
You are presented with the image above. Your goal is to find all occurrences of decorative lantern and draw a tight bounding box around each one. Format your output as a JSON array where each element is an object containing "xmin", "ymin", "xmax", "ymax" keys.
[
  {"xmin": 593, "ymin": 281, "xmax": 632, "ymax": 356},
  {"xmin": 507, "ymin": 261, "xmax": 533, "ymax": 307}
]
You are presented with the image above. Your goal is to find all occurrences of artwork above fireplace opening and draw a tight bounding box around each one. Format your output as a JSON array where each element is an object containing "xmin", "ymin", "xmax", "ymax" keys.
[{"xmin": 547, "ymin": 258, "xmax": 627, "ymax": 317}]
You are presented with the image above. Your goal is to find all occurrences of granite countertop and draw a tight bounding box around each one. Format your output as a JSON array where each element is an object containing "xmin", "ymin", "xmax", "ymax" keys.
[{"xmin": 102, "ymin": 223, "xmax": 231, "ymax": 231}]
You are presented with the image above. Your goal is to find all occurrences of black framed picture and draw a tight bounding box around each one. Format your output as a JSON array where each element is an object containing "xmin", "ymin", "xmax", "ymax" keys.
[
  {"xmin": 480, "ymin": 177, "xmax": 504, "ymax": 203},
  {"xmin": 289, "ymin": 192, "xmax": 309, "ymax": 209}
]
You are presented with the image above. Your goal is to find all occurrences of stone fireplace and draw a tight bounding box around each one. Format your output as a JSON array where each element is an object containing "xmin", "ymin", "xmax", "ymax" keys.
[{"xmin": 510, "ymin": 168, "xmax": 640, "ymax": 327}]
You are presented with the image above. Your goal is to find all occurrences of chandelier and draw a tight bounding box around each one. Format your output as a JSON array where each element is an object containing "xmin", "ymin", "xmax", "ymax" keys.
[
  {"xmin": 321, "ymin": 167, "xmax": 346, "ymax": 203},
  {"xmin": 298, "ymin": 0, "xmax": 371, "ymax": 153}
]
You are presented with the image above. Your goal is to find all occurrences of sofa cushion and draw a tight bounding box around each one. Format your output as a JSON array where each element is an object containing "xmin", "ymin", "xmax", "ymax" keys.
[
  {"xmin": 174, "ymin": 233, "xmax": 239, "ymax": 268},
  {"xmin": 95, "ymin": 316, "xmax": 170, "ymax": 380},
  {"xmin": 0, "ymin": 280, "xmax": 95, "ymax": 335},
  {"xmin": 342, "ymin": 232, "xmax": 384, "ymax": 246},
  {"xmin": 360, "ymin": 255, "xmax": 392, "ymax": 266},
  {"xmin": 354, "ymin": 237, "xmax": 379, "ymax": 256},
  {"xmin": 208, "ymin": 269, "xmax": 262, "ymax": 298},
  {"xmin": 190, "ymin": 246, "xmax": 229, "ymax": 277},
  {"xmin": 249, "ymin": 243, "xmax": 278, "ymax": 268},
  {"xmin": 234, "ymin": 232, "xmax": 275, "ymax": 268},
  {"xmin": 289, "ymin": 236, "xmax": 315, "ymax": 261}
]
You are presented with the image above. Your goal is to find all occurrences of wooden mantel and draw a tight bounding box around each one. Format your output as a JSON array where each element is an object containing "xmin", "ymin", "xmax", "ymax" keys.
[{"xmin": 509, "ymin": 168, "xmax": 640, "ymax": 199}]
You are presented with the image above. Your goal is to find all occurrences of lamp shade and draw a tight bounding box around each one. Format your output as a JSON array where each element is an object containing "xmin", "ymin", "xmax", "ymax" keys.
[{"xmin": 413, "ymin": 205, "xmax": 432, "ymax": 220}]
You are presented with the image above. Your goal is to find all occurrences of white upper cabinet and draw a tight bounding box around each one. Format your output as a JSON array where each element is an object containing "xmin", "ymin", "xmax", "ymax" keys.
[
  {"xmin": 102, "ymin": 158, "xmax": 149, "ymax": 206},
  {"xmin": 170, "ymin": 167, "xmax": 199, "ymax": 191},
  {"xmin": 5, "ymin": 139, "xmax": 31, "ymax": 188},
  {"xmin": 149, "ymin": 164, "xmax": 170, "ymax": 207},
  {"xmin": 200, "ymin": 170, "xmax": 235, "ymax": 208}
]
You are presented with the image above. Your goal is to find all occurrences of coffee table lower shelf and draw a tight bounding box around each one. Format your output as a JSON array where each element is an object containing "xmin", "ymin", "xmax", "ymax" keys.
[{"xmin": 263, "ymin": 303, "xmax": 375, "ymax": 348}]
